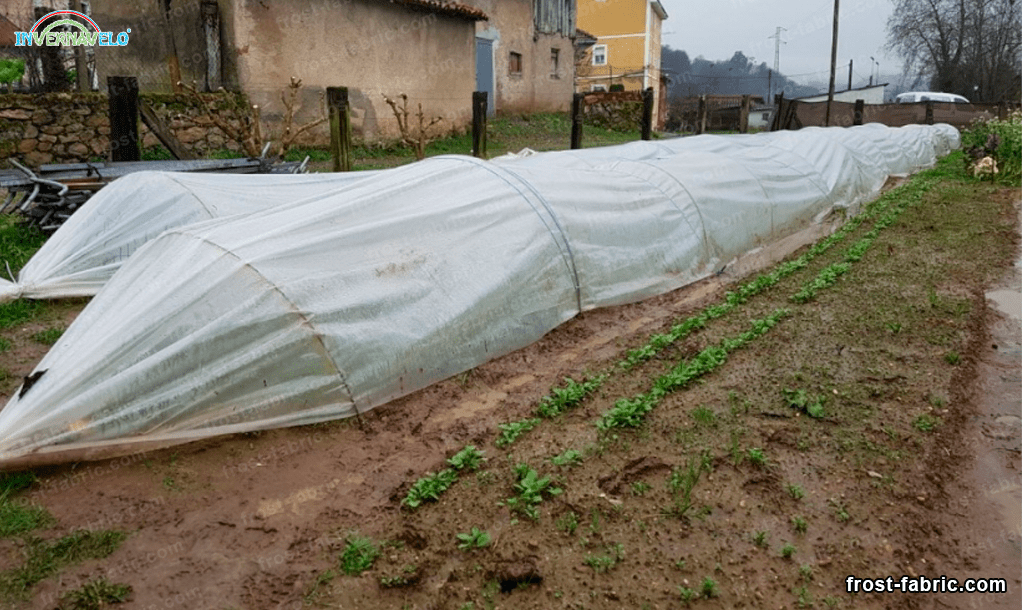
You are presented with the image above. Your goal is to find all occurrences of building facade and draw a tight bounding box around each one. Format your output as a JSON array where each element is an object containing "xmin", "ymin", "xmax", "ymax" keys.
[
  {"xmin": 467, "ymin": 0, "xmax": 575, "ymax": 115},
  {"xmin": 576, "ymin": 0, "xmax": 666, "ymax": 125}
]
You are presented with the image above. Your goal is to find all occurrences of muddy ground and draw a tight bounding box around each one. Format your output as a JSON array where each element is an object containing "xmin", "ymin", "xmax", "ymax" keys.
[{"xmin": 0, "ymin": 168, "xmax": 1019, "ymax": 610}]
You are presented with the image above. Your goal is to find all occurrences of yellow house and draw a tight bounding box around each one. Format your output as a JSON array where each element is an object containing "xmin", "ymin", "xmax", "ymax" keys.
[{"xmin": 576, "ymin": 0, "xmax": 667, "ymax": 125}]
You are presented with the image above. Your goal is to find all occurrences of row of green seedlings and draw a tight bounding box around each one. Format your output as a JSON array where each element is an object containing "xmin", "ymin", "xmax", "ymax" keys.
[
  {"xmin": 601, "ymin": 176, "xmax": 943, "ymax": 430},
  {"xmin": 598, "ymin": 309, "xmax": 790, "ymax": 430},
  {"xmin": 489, "ymin": 176, "xmax": 930, "ymax": 448},
  {"xmin": 401, "ymin": 445, "xmax": 486, "ymax": 508},
  {"xmin": 320, "ymin": 523, "xmax": 494, "ymax": 593},
  {"xmin": 791, "ymin": 176, "xmax": 937, "ymax": 303}
]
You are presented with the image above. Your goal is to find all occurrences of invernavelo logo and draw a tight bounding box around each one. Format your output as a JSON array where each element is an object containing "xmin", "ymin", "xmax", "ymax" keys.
[{"xmin": 14, "ymin": 10, "xmax": 130, "ymax": 47}]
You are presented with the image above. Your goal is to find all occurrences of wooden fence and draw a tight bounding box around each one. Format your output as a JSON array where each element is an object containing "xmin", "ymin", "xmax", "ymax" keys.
[{"xmin": 772, "ymin": 98, "xmax": 1019, "ymax": 131}]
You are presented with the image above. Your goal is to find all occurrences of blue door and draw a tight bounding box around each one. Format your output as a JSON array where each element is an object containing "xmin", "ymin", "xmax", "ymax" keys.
[{"xmin": 475, "ymin": 37, "xmax": 495, "ymax": 116}]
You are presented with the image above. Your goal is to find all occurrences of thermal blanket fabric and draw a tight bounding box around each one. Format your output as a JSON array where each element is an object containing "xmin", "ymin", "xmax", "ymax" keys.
[
  {"xmin": 0, "ymin": 170, "xmax": 380, "ymax": 302},
  {"xmin": 0, "ymin": 124, "xmax": 959, "ymax": 465},
  {"xmin": 0, "ymin": 124, "xmax": 958, "ymax": 305}
]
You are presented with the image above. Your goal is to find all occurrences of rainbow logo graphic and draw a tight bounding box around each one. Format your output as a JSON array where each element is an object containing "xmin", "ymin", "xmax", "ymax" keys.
[{"xmin": 14, "ymin": 10, "xmax": 130, "ymax": 47}]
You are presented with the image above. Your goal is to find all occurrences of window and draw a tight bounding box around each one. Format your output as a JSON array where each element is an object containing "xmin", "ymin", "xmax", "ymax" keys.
[
  {"xmin": 590, "ymin": 84, "xmax": 607, "ymax": 92},
  {"xmin": 509, "ymin": 52, "xmax": 522, "ymax": 75},
  {"xmin": 550, "ymin": 48, "xmax": 560, "ymax": 78},
  {"xmin": 592, "ymin": 45, "xmax": 607, "ymax": 66}
]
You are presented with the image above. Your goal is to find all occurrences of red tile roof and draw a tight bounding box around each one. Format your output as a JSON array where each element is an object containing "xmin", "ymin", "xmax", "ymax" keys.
[{"xmin": 391, "ymin": 0, "xmax": 487, "ymax": 21}]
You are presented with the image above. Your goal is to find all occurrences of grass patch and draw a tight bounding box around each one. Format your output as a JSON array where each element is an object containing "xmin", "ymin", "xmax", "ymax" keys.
[
  {"xmin": 58, "ymin": 577, "xmax": 131, "ymax": 609},
  {"xmin": 31, "ymin": 326, "xmax": 63, "ymax": 345},
  {"xmin": 0, "ymin": 530, "xmax": 128, "ymax": 601}
]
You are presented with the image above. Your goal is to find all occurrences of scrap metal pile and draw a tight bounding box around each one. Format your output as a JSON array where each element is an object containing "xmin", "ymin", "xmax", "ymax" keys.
[{"xmin": 0, "ymin": 154, "xmax": 308, "ymax": 233}]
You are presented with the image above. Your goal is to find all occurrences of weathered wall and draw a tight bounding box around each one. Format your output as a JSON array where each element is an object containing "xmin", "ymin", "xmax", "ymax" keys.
[
  {"xmin": 469, "ymin": 0, "xmax": 573, "ymax": 114},
  {"xmin": 229, "ymin": 0, "xmax": 476, "ymax": 141},
  {"xmin": 0, "ymin": 91, "xmax": 251, "ymax": 166},
  {"xmin": 90, "ymin": 0, "xmax": 224, "ymax": 92}
]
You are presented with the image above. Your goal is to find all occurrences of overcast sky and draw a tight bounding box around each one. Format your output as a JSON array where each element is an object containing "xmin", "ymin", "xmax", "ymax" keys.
[{"xmin": 658, "ymin": 0, "xmax": 903, "ymax": 87}]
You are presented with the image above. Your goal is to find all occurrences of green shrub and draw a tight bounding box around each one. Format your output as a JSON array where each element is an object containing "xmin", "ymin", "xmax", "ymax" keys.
[{"xmin": 962, "ymin": 111, "xmax": 1022, "ymax": 182}]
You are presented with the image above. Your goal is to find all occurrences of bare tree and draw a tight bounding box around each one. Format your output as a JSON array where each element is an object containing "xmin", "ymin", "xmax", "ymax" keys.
[{"xmin": 886, "ymin": 0, "xmax": 1021, "ymax": 101}]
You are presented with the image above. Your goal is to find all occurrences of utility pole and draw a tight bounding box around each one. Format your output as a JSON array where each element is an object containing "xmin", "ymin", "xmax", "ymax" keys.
[
  {"xmin": 768, "ymin": 27, "xmax": 786, "ymax": 103},
  {"xmin": 848, "ymin": 59, "xmax": 853, "ymax": 91},
  {"xmin": 825, "ymin": 0, "xmax": 839, "ymax": 127}
]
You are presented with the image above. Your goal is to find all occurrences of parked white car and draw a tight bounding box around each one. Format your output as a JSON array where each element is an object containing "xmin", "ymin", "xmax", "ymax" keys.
[{"xmin": 895, "ymin": 92, "xmax": 971, "ymax": 104}]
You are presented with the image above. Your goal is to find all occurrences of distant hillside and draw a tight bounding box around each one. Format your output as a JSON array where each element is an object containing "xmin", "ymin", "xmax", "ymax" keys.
[{"xmin": 661, "ymin": 46, "xmax": 820, "ymax": 101}]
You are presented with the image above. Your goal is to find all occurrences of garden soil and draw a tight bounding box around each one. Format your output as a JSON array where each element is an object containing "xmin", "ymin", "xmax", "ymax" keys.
[{"xmin": 0, "ymin": 180, "xmax": 1018, "ymax": 610}]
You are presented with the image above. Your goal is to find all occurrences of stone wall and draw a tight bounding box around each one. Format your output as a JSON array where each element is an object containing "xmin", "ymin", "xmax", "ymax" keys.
[
  {"xmin": 0, "ymin": 91, "xmax": 253, "ymax": 167},
  {"xmin": 583, "ymin": 90, "xmax": 643, "ymax": 132}
]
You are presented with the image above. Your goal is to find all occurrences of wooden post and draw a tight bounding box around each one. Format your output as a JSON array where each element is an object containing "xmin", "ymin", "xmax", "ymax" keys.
[
  {"xmin": 925, "ymin": 100, "xmax": 934, "ymax": 125},
  {"xmin": 825, "ymin": 0, "xmax": 840, "ymax": 126},
  {"xmin": 697, "ymin": 95, "xmax": 707, "ymax": 134},
  {"xmin": 998, "ymin": 101, "xmax": 1007, "ymax": 121},
  {"xmin": 327, "ymin": 87, "xmax": 352, "ymax": 172},
  {"xmin": 739, "ymin": 94, "xmax": 751, "ymax": 133},
  {"xmin": 853, "ymin": 99, "xmax": 864, "ymax": 125},
  {"xmin": 472, "ymin": 91, "xmax": 488, "ymax": 158},
  {"xmin": 139, "ymin": 100, "xmax": 195, "ymax": 160},
  {"xmin": 107, "ymin": 76, "xmax": 140, "ymax": 162},
  {"xmin": 641, "ymin": 87, "xmax": 654, "ymax": 140},
  {"xmin": 570, "ymin": 92, "xmax": 584, "ymax": 150}
]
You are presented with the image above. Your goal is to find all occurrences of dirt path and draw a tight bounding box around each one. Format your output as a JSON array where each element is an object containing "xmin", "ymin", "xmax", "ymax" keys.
[{"xmin": 0, "ymin": 178, "xmax": 1019, "ymax": 610}]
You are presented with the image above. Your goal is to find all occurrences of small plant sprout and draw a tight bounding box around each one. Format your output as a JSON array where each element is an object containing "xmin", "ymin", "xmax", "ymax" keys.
[
  {"xmin": 799, "ymin": 564, "xmax": 814, "ymax": 581},
  {"xmin": 448, "ymin": 446, "xmax": 485, "ymax": 471},
  {"xmin": 753, "ymin": 530, "xmax": 769, "ymax": 548},
  {"xmin": 746, "ymin": 447, "xmax": 767, "ymax": 467},
  {"xmin": 550, "ymin": 449, "xmax": 583, "ymax": 467},
  {"xmin": 944, "ymin": 350, "xmax": 961, "ymax": 365},
  {"xmin": 782, "ymin": 388, "xmax": 825, "ymax": 418},
  {"xmin": 787, "ymin": 484, "xmax": 805, "ymax": 500},
  {"xmin": 402, "ymin": 469, "xmax": 458, "ymax": 508},
  {"xmin": 791, "ymin": 515, "xmax": 808, "ymax": 534},
  {"xmin": 556, "ymin": 511, "xmax": 579, "ymax": 535},
  {"xmin": 583, "ymin": 543, "xmax": 623, "ymax": 573},
  {"xmin": 504, "ymin": 464, "xmax": 562, "ymax": 520},
  {"xmin": 914, "ymin": 414, "xmax": 939, "ymax": 432},
  {"xmin": 781, "ymin": 543, "xmax": 797, "ymax": 559},
  {"xmin": 692, "ymin": 405, "xmax": 716, "ymax": 426},
  {"xmin": 830, "ymin": 499, "xmax": 851, "ymax": 523},
  {"xmin": 886, "ymin": 321, "xmax": 902, "ymax": 334},
  {"xmin": 678, "ymin": 586, "xmax": 698, "ymax": 603},
  {"xmin": 701, "ymin": 577, "xmax": 719, "ymax": 598},
  {"xmin": 631, "ymin": 481, "xmax": 652, "ymax": 496},
  {"xmin": 495, "ymin": 418, "xmax": 540, "ymax": 447},
  {"xmin": 456, "ymin": 527, "xmax": 492, "ymax": 550},
  {"xmin": 340, "ymin": 534, "xmax": 380, "ymax": 575},
  {"xmin": 536, "ymin": 375, "xmax": 607, "ymax": 418}
]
